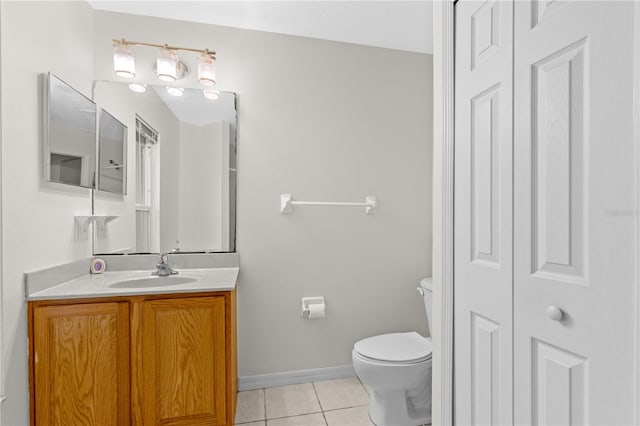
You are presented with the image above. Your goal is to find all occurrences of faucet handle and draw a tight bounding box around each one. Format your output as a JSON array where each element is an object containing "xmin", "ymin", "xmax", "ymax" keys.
[{"xmin": 160, "ymin": 248, "xmax": 179, "ymax": 262}]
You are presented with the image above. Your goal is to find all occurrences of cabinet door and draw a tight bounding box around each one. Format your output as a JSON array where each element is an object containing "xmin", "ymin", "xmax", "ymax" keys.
[
  {"xmin": 139, "ymin": 296, "xmax": 227, "ymax": 426},
  {"xmin": 32, "ymin": 302, "xmax": 130, "ymax": 426}
]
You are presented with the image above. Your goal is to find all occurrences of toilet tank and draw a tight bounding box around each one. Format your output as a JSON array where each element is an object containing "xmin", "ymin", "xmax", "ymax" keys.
[{"xmin": 419, "ymin": 278, "xmax": 433, "ymax": 337}]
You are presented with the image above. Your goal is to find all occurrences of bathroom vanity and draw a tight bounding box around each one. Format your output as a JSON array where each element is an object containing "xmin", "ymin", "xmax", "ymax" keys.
[
  {"xmin": 26, "ymin": 260, "xmax": 239, "ymax": 426},
  {"xmin": 32, "ymin": 62, "xmax": 239, "ymax": 426}
]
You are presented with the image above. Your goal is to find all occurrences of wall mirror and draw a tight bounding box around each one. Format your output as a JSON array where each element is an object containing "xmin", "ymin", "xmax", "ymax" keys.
[
  {"xmin": 92, "ymin": 81, "xmax": 237, "ymax": 254},
  {"xmin": 43, "ymin": 73, "xmax": 97, "ymax": 188}
]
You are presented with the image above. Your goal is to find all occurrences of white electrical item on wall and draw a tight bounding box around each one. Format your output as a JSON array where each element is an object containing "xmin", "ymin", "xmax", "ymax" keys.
[{"xmin": 301, "ymin": 296, "xmax": 326, "ymax": 319}]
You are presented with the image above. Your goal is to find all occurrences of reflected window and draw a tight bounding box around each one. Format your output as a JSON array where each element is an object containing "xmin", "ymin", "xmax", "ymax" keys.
[{"xmin": 135, "ymin": 117, "xmax": 158, "ymax": 253}]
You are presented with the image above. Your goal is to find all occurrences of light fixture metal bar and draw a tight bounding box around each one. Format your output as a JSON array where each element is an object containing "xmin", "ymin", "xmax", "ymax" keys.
[{"xmin": 113, "ymin": 38, "xmax": 216, "ymax": 56}]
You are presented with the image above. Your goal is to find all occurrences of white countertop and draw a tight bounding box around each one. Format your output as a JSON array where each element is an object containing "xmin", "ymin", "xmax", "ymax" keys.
[{"xmin": 27, "ymin": 267, "xmax": 239, "ymax": 301}]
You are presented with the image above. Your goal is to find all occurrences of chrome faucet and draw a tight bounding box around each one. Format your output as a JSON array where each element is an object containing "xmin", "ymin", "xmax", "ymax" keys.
[{"xmin": 152, "ymin": 251, "xmax": 179, "ymax": 276}]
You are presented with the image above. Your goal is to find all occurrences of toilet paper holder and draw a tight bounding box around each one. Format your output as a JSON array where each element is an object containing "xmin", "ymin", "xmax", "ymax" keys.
[{"xmin": 301, "ymin": 296, "xmax": 326, "ymax": 319}]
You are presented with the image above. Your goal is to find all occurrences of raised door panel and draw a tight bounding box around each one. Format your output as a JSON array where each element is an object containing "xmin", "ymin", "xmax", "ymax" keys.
[
  {"xmin": 531, "ymin": 39, "xmax": 586, "ymax": 284},
  {"xmin": 470, "ymin": 313, "xmax": 501, "ymax": 425},
  {"xmin": 32, "ymin": 302, "xmax": 130, "ymax": 426},
  {"xmin": 471, "ymin": 85, "xmax": 501, "ymax": 266},
  {"xmin": 531, "ymin": 0, "xmax": 568, "ymax": 28},
  {"xmin": 141, "ymin": 296, "xmax": 227, "ymax": 426},
  {"xmin": 532, "ymin": 340, "xmax": 587, "ymax": 425},
  {"xmin": 471, "ymin": 0, "xmax": 501, "ymax": 69}
]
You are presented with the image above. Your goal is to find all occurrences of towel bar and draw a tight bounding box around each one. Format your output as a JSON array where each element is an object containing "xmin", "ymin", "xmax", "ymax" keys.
[{"xmin": 280, "ymin": 194, "xmax": 377, "ymax": 214}]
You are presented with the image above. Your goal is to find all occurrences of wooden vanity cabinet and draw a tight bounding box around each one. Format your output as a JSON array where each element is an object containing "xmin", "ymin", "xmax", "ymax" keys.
[{"xmin": 28, "ymin": 291, "xmax": 237, "ymax": 426}]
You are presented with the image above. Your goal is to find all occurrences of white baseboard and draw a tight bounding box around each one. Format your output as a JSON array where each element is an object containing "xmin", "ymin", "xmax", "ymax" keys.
[{"xmin": 238, "ymin": 365, "xmax": 356, "ymax": 391}]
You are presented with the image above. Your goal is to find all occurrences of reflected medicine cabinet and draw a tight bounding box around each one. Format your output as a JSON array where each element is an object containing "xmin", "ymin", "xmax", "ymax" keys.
[
  {"xmin": 43, "ymin": 73, "xmax": 127, "ymax": 195},
  {"xmin": 43, "ymin": 72, "xmax": 97, "ymax": 188},
  {"xmin": 97, "ymin": 109, "xmax": 127, "ymax": 194}
]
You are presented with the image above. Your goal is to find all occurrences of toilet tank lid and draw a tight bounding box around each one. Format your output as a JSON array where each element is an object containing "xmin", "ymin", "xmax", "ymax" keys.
[{"xmin": 354, "ymin": 332, "xmax": 432, "ymax": 363}]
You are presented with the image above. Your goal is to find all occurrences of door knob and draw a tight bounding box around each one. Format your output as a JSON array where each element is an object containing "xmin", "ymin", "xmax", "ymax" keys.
[{"xmin": 546, "ymin": 305, "xmax": 564, "ymax": 321}]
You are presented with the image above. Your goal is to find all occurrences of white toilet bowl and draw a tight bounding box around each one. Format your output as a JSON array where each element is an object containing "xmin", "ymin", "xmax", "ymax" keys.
[{"xmin": 352, "ymin": 279, "xmax": 433, "ymax": 426}]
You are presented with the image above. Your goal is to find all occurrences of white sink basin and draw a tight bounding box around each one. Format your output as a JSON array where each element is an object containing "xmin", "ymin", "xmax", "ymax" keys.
[{"xmin": 109, "ymin": 275, "xmax": 197, "ymax": 288}]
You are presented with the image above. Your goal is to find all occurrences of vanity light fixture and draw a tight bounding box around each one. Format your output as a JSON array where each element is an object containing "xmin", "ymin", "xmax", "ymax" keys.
[
  {"xmin": 111, "ymin": 39, "xmax": 216, "ymax": 86},
  {"xmin": 166, "ymin": 86, "xmax": 184, "ymax": 97},
  {"xmin": 198, "ymin": 51, "xmax": 216, "ymax": 86},
  {"xmin": 128, "ymin": 83, "xmax": 147, "ymax": 93},
  {"xmin": 203, "ymin": 89, "xmax": 220, "ymax": 100},
  {"xmin": 113, "ymin": 42, "xmax": 135, "ymax": 78},
  {"xmin": 157, "ymin": 48, "xmax": 178, "ymax": 82}
]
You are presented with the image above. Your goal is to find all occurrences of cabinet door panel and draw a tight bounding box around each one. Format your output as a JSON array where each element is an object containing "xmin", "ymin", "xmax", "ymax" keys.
[
  {"xmin": 33, "ymin": 302, "xmax": 130, "ymax": 426},
  {"xmin": 141, "ymin": 296, "xmax": 227, "ymax": 426}
]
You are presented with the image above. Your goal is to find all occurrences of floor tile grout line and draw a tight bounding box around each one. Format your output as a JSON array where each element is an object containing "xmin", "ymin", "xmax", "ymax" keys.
[
  {"xmin": 249, "ymin": 404, "xmax": 368, "ymax": 423},
  {"xmin": 264, "ymin": 409, "xmax": 324, "ymax": 421},
  {"xmin": 314, "ymin": 377, "xmax": 370, "ymax": 411},
  {"xmin": 262, "ymin": 388, "xmax": 267, "ymax": 422},
  {"xmin": 321, "ymin": 403, "xmax": 368, "ymax": 413},
  {"xmin": 311, "ymin": 382, "xmax": 329, "ymax": 425},
  {"xmin": 311, "ymin": 381, "xmax": 326, "ymax": 412},
  {"xmin": 263, "ymin": 382, "xmax": 325, "ymax": 421}
]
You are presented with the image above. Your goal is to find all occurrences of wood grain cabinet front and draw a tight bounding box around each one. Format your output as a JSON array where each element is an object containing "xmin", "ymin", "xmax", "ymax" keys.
[
  {"xmin": 134, "ymin": 296, "xmax": 228, "ymax": 425},
  {"xmin": 31, "ymin": 302, "xmax": 131, "ymax": 426},
  {"xmin": 29, "ymin": 291, "xmax": 237, "ymax": 426}
]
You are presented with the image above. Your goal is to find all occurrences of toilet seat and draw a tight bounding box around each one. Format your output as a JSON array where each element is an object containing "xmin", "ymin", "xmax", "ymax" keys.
[{"xmin": 354, "ymin": 332, "xmax": 432, "ymax": 364}]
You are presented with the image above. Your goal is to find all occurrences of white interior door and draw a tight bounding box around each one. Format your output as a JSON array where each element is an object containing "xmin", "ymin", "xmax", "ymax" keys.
[
  {"xmin": 513, "ymin": 1, "xmax": 638, "ymax": 424},
  {"xmin": 454, "ymin": 1, "xmax": 513, "ymax": 424}
]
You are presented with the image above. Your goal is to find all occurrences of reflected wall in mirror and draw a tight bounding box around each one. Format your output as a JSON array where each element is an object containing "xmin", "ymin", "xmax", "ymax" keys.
[
  {"xmin": 43, "ymin": 73, "xmax": 97, "ymax": 188},
  {"xmin": 93, "ymin": 81, "xmax": 237, "ymax": 254},
  {"xmin": 98, "ymin": 109, "xmax": 127, "ymax": 194}
]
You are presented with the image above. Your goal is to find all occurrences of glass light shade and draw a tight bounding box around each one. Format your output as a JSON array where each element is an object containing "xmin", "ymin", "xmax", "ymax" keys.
[
  {"xmin": 203, "ymin": 89, "xmax": 220, "ymax": 100},
  {"xmin": 129, "ymin": 83, "xmax": 147, "ymax": 93},
  {"xmin": 157, "ymin": 49, "xmax": 178, "ymax": 82},
  {"xmin": 198, "ymin": 55, "xmax": 216, "ymax": 86},
  {"xmin": 166, "ymin": 86, "xmax": 184, "ymax": 97},
  {"xmin": 113, "ymin": 44, "xmax": 135, "ymax": 78}
]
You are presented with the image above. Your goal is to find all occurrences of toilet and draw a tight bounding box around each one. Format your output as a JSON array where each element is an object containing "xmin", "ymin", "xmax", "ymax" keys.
[{"xmin": 352, "ymin": 278, "xmax": 433, "ymax": 426}]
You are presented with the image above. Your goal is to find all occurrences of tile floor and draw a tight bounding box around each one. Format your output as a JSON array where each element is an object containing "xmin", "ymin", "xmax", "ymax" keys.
[{"xmin": 235, "ymin": 377, "xmax": 374, "ymax": 426}]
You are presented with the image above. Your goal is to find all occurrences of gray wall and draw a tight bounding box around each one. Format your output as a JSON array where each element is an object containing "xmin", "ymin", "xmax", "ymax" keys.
[
  {"xmin": 178, "ymin": 121, "xmax": 227, "ymax": 251},
  {"xmin": 93, "ymin": 10, "xmax": 434, "ymax": 377}
]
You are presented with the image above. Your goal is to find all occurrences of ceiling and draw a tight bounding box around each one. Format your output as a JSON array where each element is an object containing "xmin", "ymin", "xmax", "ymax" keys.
[{"xmin": 87, "ymin": 1, "xmax": 434, "ymax": 54}]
